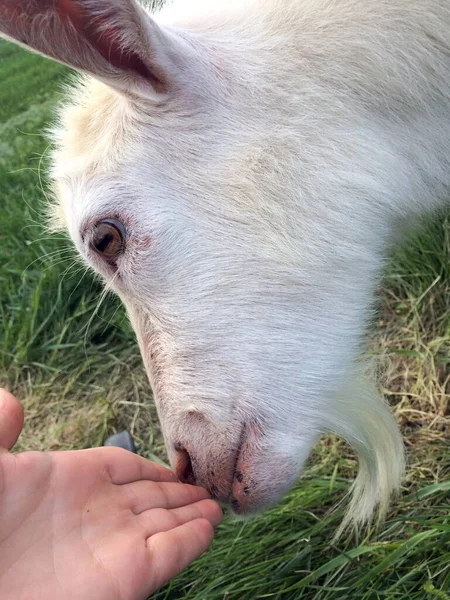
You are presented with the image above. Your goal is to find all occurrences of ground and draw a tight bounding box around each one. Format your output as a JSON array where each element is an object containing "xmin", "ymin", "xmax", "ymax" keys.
[{"xmin": 0, "ymin": 40, "xmax": 449, "ymax": 600}]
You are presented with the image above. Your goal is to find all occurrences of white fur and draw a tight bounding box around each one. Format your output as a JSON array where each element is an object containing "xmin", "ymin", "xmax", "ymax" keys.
[{"xmin": 3, "ymin": 0, "xmax": 450, "ymax": 531}]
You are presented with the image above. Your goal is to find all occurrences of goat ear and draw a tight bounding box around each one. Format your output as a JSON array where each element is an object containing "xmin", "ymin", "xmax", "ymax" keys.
[{"xmin": 0, "ymin": 0, "xmax": 179, "ymax": 96}]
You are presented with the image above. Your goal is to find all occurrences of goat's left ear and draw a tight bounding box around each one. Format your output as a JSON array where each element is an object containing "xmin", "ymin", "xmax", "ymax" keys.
[{"xmin": 0, "ymin": 0, "xmax": 186, "ymax": 97}]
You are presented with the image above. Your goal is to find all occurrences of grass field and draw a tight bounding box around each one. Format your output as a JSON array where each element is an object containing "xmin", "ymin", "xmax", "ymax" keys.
[{"xmin": 1, "ymin": 39, "xmax": 449, "ymax": 600}]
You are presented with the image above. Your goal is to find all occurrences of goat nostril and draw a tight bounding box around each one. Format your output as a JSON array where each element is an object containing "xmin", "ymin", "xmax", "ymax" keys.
[{"xmin": 175, "ymin": 446, "xmax": 196, "ymax": 486}]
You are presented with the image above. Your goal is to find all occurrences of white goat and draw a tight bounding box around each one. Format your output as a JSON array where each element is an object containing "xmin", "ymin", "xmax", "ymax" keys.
[{"xmin": 1, "ymin": 0, "xmax": 449, "ymax": 534}]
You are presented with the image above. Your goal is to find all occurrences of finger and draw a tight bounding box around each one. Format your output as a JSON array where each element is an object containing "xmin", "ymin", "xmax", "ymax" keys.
[
  {"xmin": 95, "ymin": 446, "xmax": 178, "ymax": 484},
  {"xmin": 139, "ymin": 499, "xmax": 223, "ymax": 538},
  {"xmin": 145, "ymin": 519, "xmax": 215, "ymax": 593},
  {"xmin": 123, "ymin": 480, "xmax": 210, "ymax": 514},
  {"xmin": 0, "ymin": 389, "xmax": 24, "ymax": 451}
]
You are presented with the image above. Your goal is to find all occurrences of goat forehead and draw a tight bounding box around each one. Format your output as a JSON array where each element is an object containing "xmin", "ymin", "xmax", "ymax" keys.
[
  {"xmin": 49, "ymin": 76, "xmax": 141, "ymax": 230},
  {"xmin": 51, "ymin": 76, "xmax": 135, "ymax": 180}
]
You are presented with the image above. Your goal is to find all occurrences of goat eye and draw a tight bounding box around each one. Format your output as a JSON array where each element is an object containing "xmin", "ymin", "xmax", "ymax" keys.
[{"xmin": 91, "ymin": 219, "xmax": 126, "ymax": 258}]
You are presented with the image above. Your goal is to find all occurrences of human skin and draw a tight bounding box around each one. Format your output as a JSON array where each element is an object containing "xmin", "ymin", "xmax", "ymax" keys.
[{"xmin": 0, "ymin": 388, "xmax": 222, "ymax": 600}]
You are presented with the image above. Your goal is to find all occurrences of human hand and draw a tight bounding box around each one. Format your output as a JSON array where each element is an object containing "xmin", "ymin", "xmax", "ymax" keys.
[{"xmin": 0, "ymin": 389, "xmax": 222, "ymax": 600}]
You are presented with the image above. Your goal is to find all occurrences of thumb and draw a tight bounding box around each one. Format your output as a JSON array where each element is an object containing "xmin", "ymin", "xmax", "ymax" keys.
[{"xmin": 0, "ymin": 389, "xmax": 24, "ymax": 451}]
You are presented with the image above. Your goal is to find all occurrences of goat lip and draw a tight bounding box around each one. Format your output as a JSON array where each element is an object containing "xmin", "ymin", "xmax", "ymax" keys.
[
  {"xmin": 229, "ymin": 419, "xmax": 271, "ymax": 513},
  {"xmin": 218, "ymin": 422, "xmax": 248, "ymax": 503},
  {"xmin": 196, "ymin": 422, "xmax": 248, "ymax": 504}
]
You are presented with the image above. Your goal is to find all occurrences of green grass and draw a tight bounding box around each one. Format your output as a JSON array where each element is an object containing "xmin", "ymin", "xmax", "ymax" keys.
[{"xmin": 1, "ymin": 40, "xmax": 449, "ymax": 600}]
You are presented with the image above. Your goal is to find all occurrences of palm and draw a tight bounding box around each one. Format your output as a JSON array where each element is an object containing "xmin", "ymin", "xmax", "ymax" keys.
[{"xmin": 0, "ymin": 433, "xmax": 221, "ymax": 600}]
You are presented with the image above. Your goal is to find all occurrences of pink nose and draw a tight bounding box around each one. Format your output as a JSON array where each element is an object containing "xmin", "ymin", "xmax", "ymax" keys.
[
  {"xmin": 172, "ymin": 441, "xmax": 265, "ymax": 512},
  {"xmin": 172, "ymin": 442, "xmax": 230, "ymax": 502},
  {"xmin": 169, "ymin": 421, "xmax": 299, "ymax": 515}
]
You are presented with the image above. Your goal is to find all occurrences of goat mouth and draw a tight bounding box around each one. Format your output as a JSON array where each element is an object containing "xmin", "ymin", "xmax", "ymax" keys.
[
  {"xmin": 229, "ymin": 419, "xmax": 268, "ymax": 514},
  {"xmin": 205, "ymin": 422, "xmax": 248, "ymax": 503},
  {"xmin": 228, "ymin": 422, "xmax": 247, "ymax": 499},
  {"xmin": 204, "ymin": 422, "xmax": 247, "ymax": 504}
]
